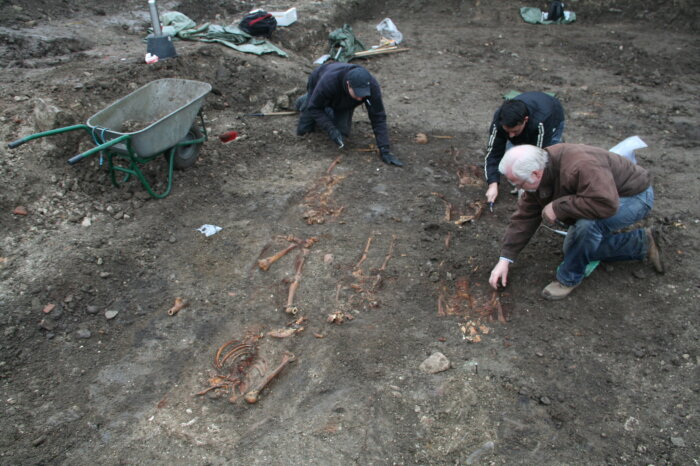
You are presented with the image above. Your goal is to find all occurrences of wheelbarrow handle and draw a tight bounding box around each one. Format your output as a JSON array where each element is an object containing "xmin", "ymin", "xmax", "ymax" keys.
[
  {"xmin": 68, "ymin": 134, "xmax": 130, "ymax": 165},
  {"xmin": 7, "ymin": 124, "xmax": 90, "ymax": 149}
]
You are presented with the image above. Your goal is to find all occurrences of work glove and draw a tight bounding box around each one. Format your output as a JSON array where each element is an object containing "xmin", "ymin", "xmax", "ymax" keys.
[
  {"xmin": 328, "ymin": 129, "xmax": 344, "ymax": 149},
  {"xmin": 380, "ymin": 148, "xmax": 403, "ymax": 167}
]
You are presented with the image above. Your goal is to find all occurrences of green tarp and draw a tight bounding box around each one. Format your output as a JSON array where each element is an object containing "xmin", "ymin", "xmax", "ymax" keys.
[
  {"xmin": 503, "ymin": 90, "xmax": 557, "ymax": 100},
  {"xmin": 520, "ymin": 7, "xmax": 576, "ymax": 25},
  {"xmin": 156, "ymin": 12, "xmax": 288, "ymax": 57},
  {"xmin": 327, "ymin": 24, "xmax": 366, "ymax": 62}
]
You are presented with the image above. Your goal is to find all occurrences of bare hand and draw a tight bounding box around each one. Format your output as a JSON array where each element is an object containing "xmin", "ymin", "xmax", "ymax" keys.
[
  {"xmin": 486, "ymin": 182, "xmax": 499, "ymax": 204},
  {"xmin": 489, "ymin": 258, "xmax": 510, "ymax": 290},
  {"xmin": 542, "ymin": 202, "xmax": 557, "ymax": 224}
]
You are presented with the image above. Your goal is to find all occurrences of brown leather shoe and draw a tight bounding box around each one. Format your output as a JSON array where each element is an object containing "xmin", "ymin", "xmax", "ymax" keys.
[
  {"xmin": 541, "ymin": 280, "xmax": 580, "ymax": 300},
  {"xmin": 645, "ymin": 227, "xmax": 665, "ymax": 274}
]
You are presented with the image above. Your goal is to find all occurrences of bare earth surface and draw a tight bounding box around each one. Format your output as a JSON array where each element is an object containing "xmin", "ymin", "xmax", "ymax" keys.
[{"xmin": 1, "ymin": 0, "xmax": 699, "ymax": 464}]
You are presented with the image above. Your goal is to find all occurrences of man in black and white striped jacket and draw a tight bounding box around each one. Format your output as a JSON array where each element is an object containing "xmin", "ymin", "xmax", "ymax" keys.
[{"xmin": 484, "ymin": 92, "xmax": 565, "ymax": 205}]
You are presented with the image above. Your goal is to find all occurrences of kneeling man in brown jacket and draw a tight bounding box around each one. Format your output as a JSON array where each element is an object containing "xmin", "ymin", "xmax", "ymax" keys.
[{"xmin": 488, "ymin": 143, "xmax": 664, "ymax": 300}]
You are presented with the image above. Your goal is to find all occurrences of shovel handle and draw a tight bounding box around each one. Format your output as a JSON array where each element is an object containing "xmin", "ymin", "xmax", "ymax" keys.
[{"xmin": 244, "ymin": 111, "xmax": 298, "ymax": 117}]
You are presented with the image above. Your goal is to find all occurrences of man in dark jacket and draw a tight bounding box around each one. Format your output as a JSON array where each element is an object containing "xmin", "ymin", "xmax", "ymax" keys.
[
  {"xmin": 484, "ymin": 92, "xmax": 565, "ymax": 204},
  {"xmin": 296, "ymin": 62, "xmax": 403, "ymax": 166},
  {"xmin": 488, "ymin": 143, "xmax": 664, "ymax": 300}
]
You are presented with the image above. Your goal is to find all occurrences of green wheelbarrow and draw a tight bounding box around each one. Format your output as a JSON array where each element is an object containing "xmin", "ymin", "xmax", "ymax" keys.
[{"xmin": 8, "ymin": 78, "xmax": 212, "ymax": 199}]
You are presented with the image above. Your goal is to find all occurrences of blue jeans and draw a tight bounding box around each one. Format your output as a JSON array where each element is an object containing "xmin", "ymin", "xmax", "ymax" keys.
[
  {"xmin": 556, "ymin": 186, "xmax": 654, "ymax": 286},
  {"xmin": 550, "ymin": 120, "xmax": 565, "ymax": 145}
]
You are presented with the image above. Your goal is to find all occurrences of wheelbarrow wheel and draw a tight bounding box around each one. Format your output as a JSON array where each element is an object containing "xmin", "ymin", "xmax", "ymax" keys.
[{"xmin": 172, "ymin": 126, "xmax": 203, "ymax": 170}]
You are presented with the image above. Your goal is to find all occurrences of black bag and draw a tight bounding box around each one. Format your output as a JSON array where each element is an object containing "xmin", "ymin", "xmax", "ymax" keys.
[
  {"xmin": 547, "ymin": 1, "xmax": 564, "ymax": 22},
  {"xmin": 239, "ymin": 10, "xmax": 277, "ymax": 37}
]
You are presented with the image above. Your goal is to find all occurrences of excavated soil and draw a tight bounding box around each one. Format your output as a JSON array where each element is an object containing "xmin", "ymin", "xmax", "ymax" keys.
[{"xmin": 1, "ymin": 0, "xmax": 699, "ymax": 464}]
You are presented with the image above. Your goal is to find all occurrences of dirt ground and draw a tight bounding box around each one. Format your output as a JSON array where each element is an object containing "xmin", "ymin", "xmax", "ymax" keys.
[{"xmin": 1, "ymin": 0, "xmax": 699, "ymax": 464}]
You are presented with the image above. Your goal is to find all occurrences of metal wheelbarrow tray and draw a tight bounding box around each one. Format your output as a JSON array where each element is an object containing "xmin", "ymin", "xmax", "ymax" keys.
[{"xmin": 8, "ymin": 78, "xmax": 212, "ymax": 198}]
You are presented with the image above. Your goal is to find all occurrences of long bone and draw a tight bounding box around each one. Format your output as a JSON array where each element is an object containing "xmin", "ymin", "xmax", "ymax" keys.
[
  {"xmin": 244, "ymin": 352, "xmax": 296, "ymax": 403},
  {"xmin": 258, "ymin": 243, "xmax": 298, "ymax": 271},
  {"xmin": 257, "ymin": 236, "xmax": 317, "ymax": 272},
  {"xmin": 285, "ymin": 247, "xmax": 309, "ymax": 313}
]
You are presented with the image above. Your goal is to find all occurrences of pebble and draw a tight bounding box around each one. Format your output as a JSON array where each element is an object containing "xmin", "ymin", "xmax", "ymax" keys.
[
  {"xmin": 99, "ymin": 272, "xmax": 111, "ymax": 279},
  {"xmin": 105, "ymin": 310, "xmax": 118, "ymax": 320},
  {"xmin": 540, "ymin": 396, "xmax": 552, "ymax": 405},
  {"xmin": 76, "ymin": 329, "xmax": 91, "ymax": 339},
  {"xmin": 670, "ymin": 437, "xmax": 685, "ymax": 447},
  {"xmin": 419, "ymin": 352, "xmax": 451, "ymax": 374},
  {"xmin": 86, "ymin": 305, "xmax": 99, "ymax": 315},
  {"xmin": 32, "ymin": 436, "xmax": 46, "ymax": 447},
  {"xmin": 13, "ymin": 206, "xmax": 28, "ymax": 216},
  {"xmin": 39, "ymin": 319, "xmax": 55, "ymax": 331},
  {"xmin": 169, "ymin": 235, "xmax": 176, "ymax": 243},
  {"xmin": 81, "ymin": 217, "xmax": 91, "ymax": 227}
]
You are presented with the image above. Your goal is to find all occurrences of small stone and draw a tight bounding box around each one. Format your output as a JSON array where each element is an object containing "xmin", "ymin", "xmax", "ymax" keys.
[
  {"xmin": 32, "ymin": 436, "xmax": 46, "ymax": 447},
  {"xmin": 76, "ymin": 329, "xmax": 91, "ymax": 339},
  {"xmin": 419, "ymin": 352, "xmax": 451, "ymax": 374},
  {"xmin": 86, "ymin": 305, "xmax": 99, "ymax": 315},
  {"xmin": 81, "ymin": 217, "xmax": 91, "ymax": 227},
  {"xmin": 168, "ymin": 235, "xmax": 176, "ymax": 243},
  {"xmin": 632, "ymin": 269, "xmax": 647, "ymax": 279},
  {"xmin": 670, "ymin": 437, "xmax": 685, "ymax": 447},
  {"xmin": 323, "ymin": 254, "xmax": 333, "ymax": 264},
  {"xmin": 105, "ymin": 310, "xmax": 118, "ymax": 320},
  {"xmin": 13, "ymin": 206, "xmax": 28, "ymax": 216},
  {"xmin": 50, "ymin": 306, "xmax": 63, "ymax": 320},
  {"xmin": 540, "ymin": 396, "xmax": 552, "ymax": 405},
  {"xmin": 113, "ymin": 211, "xmax": 124, "ymax": 220},
  {"xmin": 39, "ymin": 319, "xmax": 55, "ymax": 331},
  {"xmin": 99, "ymin": 272, "xmax": 111, "ymax": 279}
]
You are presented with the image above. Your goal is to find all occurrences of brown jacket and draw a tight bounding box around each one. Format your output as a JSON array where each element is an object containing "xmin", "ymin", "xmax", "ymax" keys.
[{"xmin": 500, "ymin": 143, "xmax": 651, "ymax": 260}]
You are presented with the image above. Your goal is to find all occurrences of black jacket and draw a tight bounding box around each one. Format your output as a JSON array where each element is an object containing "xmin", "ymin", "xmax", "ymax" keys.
[
  {"xmin": 304, "ymin": 62, "xmax": 390, "ymax": 150},
  {"xmin": 484, "ymin": 92, "xmax": 565, "ymax": 184}
]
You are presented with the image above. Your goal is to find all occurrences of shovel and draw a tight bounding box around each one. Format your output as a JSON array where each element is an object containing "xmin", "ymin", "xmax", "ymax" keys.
[{"xmin": 244, "ymin": 111, "xmax": 298, "ymax": 117}]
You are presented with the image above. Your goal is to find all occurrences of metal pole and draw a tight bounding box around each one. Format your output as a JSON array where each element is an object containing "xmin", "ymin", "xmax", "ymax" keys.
[{"xmin": 148, "ymin": 0, "xmax": 162, "ymax": 37}]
